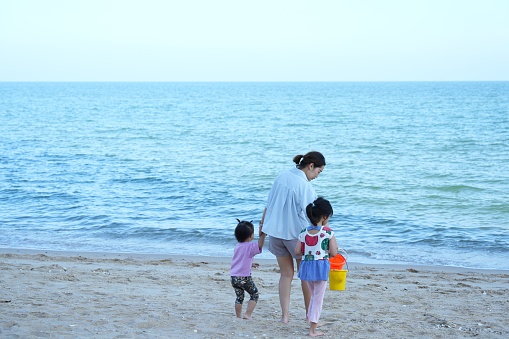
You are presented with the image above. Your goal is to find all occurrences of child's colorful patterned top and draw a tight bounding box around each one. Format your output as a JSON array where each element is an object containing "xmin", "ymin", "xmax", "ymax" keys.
[
  {"xmin": 298, "ymin": 226, "xmax": 334, "ymax": 261},
  {"xmin": 297, "ymin": 225, "xmax": 335, "ymax": 281}
]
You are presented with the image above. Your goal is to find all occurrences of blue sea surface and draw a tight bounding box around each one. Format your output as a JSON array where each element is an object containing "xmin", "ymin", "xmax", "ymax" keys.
[{"xmin": 1, "ymin": 82, "xmax": 508, "ymax": 269}]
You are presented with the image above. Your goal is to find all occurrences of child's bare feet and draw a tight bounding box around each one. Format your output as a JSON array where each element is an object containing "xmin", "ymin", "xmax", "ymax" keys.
[
  {"xmin": 307, "ymin": 319, "xmax": 325, "ymax": 328},
  {"xmin": 309, "ymin": 330, "xmax": 325, "ymax": 337}
]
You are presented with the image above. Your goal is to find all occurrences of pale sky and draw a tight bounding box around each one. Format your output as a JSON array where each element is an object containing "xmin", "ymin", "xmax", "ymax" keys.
[{"xmin": 1, "ymin": 0, "xmax": 508, "ymax": 81}]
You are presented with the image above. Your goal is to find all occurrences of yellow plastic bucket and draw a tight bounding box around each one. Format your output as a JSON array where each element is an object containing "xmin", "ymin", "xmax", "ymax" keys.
[{"xmin": 329, "ymin": 269, "xmax": 348, "ymax": 291}]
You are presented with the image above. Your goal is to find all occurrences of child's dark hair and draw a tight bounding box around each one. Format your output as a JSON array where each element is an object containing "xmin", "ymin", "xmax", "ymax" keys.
[
  {"xmin": 306, "ymin": 197, "xmax": 333, "ymax": 226},
  {"xmin": 234, "ymin": 219, "xmax": 254, "ymax": 242}
]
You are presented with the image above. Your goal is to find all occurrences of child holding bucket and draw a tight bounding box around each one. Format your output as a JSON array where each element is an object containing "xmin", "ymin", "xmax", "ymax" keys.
[
  {"xmin": 295, "ymin": 197, "xmax": 337, "ymax": 337},
  {"xmin": 230, "ymin": 219, "xmax": 266, "ymax": 320}
]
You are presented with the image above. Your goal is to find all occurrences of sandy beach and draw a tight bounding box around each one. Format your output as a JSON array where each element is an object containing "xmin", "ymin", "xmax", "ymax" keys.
[{"xmin": 1, "ymin": 248, "xmax": 508, "ymax": 338}]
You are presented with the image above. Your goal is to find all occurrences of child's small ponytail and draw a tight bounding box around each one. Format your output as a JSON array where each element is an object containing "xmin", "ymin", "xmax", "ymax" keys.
[{"xmin": 306, "ymin": 197, "xmax": 333, "ymax": 226}]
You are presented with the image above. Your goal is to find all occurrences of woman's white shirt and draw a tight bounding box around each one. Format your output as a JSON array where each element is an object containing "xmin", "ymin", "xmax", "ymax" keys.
[{"xmin": 263, "ymin": 167, "xmax": 317, "ymax": 240}]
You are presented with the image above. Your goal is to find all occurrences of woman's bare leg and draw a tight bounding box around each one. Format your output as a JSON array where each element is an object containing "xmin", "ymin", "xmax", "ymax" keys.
[
  {"xmin": 276, "ymin": 255, "xmax": 295, "ymax": 323},
  {"xmin": 296, "ymin": 258, "xmax": 311, "ymax": 319}
]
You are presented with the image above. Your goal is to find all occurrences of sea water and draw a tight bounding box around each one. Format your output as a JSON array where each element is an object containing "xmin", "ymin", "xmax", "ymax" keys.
[{"xmin": 1, "ymin": 82, "xmax": 508, "ymax": 269}]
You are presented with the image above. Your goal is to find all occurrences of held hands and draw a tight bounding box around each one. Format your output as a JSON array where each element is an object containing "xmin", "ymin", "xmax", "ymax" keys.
[
  {"xmin": 257, "ymin": 223, "xmax": 267, "ymax": 250},
  {"xmin": 259, "ymin": 223, "xmax": 265, "ymax": 237}
]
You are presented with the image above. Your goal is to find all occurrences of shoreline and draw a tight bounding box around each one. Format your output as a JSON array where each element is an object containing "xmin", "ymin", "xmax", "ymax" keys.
[
  {"xmin": 1, "ymin": 247, "xmax": 508, "ymax": 338},
  {"xmin": 1, "ymin": 247, "xmax": 508, "ymax": 274}
]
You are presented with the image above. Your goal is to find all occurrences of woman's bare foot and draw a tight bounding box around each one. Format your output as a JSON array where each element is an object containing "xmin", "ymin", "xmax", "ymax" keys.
[
  {"xmin": 243, "ymin": 314, "xmax": 252, "ymax": 320},
  {"xmin": 280, "ymin": 315, "xmax": 289, "ymax": 324}
]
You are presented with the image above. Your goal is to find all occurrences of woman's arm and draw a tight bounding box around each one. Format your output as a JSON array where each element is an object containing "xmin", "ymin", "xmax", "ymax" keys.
[{"xmin": 259, "ymin": 208, "xmax": 266, "ymax": 236}]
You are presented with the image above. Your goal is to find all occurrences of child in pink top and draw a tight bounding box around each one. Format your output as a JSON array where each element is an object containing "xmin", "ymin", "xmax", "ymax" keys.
[{"xmin": 230, "ymin": 219, "xmax": 266, "ymax": 319}]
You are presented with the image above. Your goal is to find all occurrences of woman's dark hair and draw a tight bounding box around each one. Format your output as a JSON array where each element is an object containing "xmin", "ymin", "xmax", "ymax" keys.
[
  {"xmin": 306, "ymin": 197, "xmax": 333, "ymax": 226},
  {"xmin": 293, "ymin": 151, "xmax": 326, "ymax": 169},
  {"xmin": 234, "ymin": 219, "xmax": 254, "ymax": 242}
]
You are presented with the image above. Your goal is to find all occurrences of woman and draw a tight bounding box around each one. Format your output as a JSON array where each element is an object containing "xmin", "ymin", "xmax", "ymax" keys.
[{"xmin": 259, "ymin": 151, "xmax": 326, "ymax": 324}]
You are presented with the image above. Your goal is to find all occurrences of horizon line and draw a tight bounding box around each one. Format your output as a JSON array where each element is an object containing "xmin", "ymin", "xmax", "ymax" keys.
[{"xmin": 1, "ymin": 80, "xmax": 508, "ymax": 83}]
